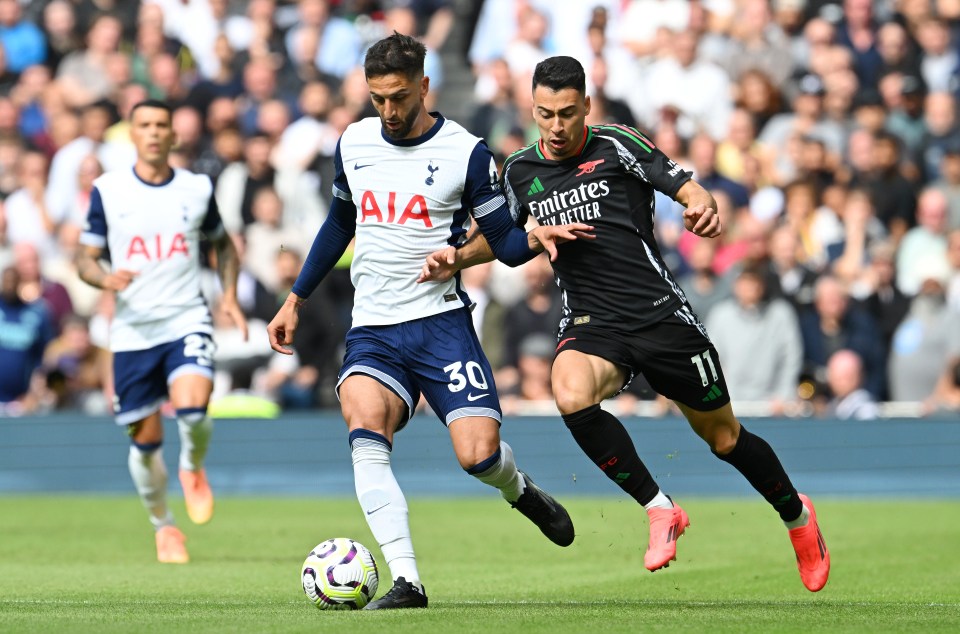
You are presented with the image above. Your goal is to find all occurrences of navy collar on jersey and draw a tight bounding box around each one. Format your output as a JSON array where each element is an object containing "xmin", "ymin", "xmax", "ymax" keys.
[
  {"xmin": 537, "ymin": 125, "xmax": 591, "ymax": 162},
  {"xmin": 132, "ymin": 165, "xmax": 175, "ymax": 187},
  {"xmin": 380, "ymin": 112, "xmax": 444, "ymax": 146}
]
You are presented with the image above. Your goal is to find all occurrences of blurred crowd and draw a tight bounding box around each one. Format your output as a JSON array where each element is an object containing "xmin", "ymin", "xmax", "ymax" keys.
[{"xmin": 1, "ymin": 0, "xmax": 959, "ymax": 420}]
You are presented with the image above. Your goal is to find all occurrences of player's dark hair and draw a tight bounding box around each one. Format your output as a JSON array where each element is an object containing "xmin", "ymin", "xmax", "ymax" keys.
[
  {"xmin": 129, "ymin": 99, "xmax": 173, "ymax": 120},
  {"xmin": 532, "ymin": 56, "xmax": 586, "ymax": 95},
  {"xmin": 364, "ymin": 32, "xmax": 426, "ymax": 80}
]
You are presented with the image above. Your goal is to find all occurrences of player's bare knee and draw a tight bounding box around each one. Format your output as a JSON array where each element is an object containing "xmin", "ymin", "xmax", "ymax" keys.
[
  {"xmin": 709, "ymin": 432, "xmax": 738, "ymax": 455},
  {"xmin": 345, "ymin": 418, "xmax": 393, "ymax": 440},
  {"xmin": 342, "ymin": 400, "xmax": 397, "ymax": 436},
  {"xmin": 456, "ymin": 440, "xmax": 499, "ymax": 470},
  {"xmin": 698, "ymin": 419, "xmax": 739, "ymax": 454},
  {"xmin": 340, "ymin": 376, "xmax": 406, "ymax": 433},
  {"xmin": 552, "ymin": 372, "xmax": 592, "ymax": 413},
  {"xmin": 554, "ymin": 368, "xmax": 617, "ymax": 415},
  {"xmin": 449, "ymin": 417, "xmax": 500, "ymax": 469},
  {"xmin": 169, "ymin": 375, "xmax": 213, "ymax": 409},
  {"xmin": 554, "ymin": 390, "xmax": 596, "ymax": 415},
  {"xmin": 127, "ymin": 421, "xmax": 161, "ymax": 444},
  {"xmin": 682, "ymin": 402, "xmax": 740, "ymax": 454}
]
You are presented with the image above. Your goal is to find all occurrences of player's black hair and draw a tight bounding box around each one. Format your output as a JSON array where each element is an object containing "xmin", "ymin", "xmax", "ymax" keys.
[
  {"xmin": 532, "ymin": 56, "xmax": 586, "ymax": 95},
  {"xmin": 129, "ymin": 99, "xmax": 173, "ymax": 120},
  {"xmin": 363, "ymin": 32, "xmax": 426, "ymax": 80}
]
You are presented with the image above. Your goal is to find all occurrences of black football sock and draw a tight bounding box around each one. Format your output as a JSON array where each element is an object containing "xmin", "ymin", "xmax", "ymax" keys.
[
  {"xmin": 562, "ymin": 404, "xmax": 660, "ymax": 506},
  {"xmin": 713, "ymin": 425, "xmax": 803, "ymax": 522}
]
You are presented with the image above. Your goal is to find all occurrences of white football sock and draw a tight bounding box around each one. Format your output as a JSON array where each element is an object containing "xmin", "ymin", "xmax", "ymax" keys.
[
  {"xmin": 467, "ymin": 441, "xmax": 525, "ymax": 503},
  {"xmin": 644, "ymin": 490, "xmax": 674, "ymax": 511},
  {"xmin": 176, "ymin": 410, "xmax": 213, "ymax": 472},
  {"xmin": 128, "ymin": 443, "xmax": 173, "ymax": 528},
  {"xmin": 784, "ymin": 503, "xmax": 810, "ymax": 530},
  {"xmin": 351, "ymin": 435, "xmax": 420, "ymax": 585}
]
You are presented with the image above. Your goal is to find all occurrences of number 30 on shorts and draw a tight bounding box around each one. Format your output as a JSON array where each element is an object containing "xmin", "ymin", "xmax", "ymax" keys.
[
  {"xmin": 442, "ymin": 361, "xmax": 489, "ymax": 393},
  {"xmin": 183, "ymin": 334, "xmax": 216, "ymax": 367}
]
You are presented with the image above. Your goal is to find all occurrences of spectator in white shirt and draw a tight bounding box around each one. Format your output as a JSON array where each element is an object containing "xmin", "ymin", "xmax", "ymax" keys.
[{"xmin": 635, "ymin": 28, "xmax": 732, "ymax": 141}]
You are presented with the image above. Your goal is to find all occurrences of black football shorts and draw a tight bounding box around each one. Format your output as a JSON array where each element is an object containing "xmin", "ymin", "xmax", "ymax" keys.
[{"xmin": 555, "ymin": 307, "xmax": 731, "ymax": 411}]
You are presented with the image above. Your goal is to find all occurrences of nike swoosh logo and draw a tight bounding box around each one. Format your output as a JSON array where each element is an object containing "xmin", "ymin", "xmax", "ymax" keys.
[
  {"xmin": 466, "ymin": 393, "xmax": 488, "ymax": 401},
  {"xmin": 366, "ymin": 503, "xmax": 389, "ymax": 515},
  {"xmin": 354, "ymin": 163, "xmax": 374, "ymax": 170}
]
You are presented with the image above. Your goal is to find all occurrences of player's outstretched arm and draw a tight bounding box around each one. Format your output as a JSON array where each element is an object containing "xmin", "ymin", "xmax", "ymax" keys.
[
  {"xmin": 267, "ymin": 196, "xmax": 357, "ymax": 353},
  {"xmin": 452, "ymin": 140, "xmax": 593, "ymax": 273},
  {"xmin": 677, "ymin": 180, "xmax": 722, "ymax": 238},
  {"xmin": 473, "ymin": 202, "xmax": 595, "ymax": 267},
  {"xmin": 75, "ymin": 244, "xmax": 138, "ymax": 291},
  {"xmin": 211, "ymin": 233, "xmax": 249, "ymax": 340},
  {"xmin": 417, "ymin": 221, "xmax": 595, "ymax": 283}
]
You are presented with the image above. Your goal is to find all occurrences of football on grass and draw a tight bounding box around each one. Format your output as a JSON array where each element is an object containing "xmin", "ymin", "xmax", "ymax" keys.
[{"xmin": 301, "ymin": 538, "xmax": 379, "ymax": 610}]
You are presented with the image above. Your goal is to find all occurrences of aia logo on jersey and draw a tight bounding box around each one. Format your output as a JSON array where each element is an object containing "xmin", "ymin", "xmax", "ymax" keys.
[
  {"xmin": 425, "ymin": 161, "xmax": 439, "ymax": 186},
  {"xmin": 126, "ymin": 233, "xmax": 189, "ymax": 260},
  {"xmin": 576, "ymin": 159, "xmax": 605, "ymax": 176},
  {"xmin": 360, "ymin": 191, "xmax": 433, "ymax": 227}
]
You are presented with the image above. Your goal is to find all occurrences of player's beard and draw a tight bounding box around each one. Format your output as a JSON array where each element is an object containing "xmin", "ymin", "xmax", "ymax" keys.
[{"xmin": 381, "ymin": 103, "xmax": 421, "ymax": 139}]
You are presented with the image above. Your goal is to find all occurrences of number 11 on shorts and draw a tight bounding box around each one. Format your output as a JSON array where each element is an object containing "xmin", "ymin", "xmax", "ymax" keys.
[{"xmin": 690, "ymin": 350, "xmax": 718, "ymax": 387}]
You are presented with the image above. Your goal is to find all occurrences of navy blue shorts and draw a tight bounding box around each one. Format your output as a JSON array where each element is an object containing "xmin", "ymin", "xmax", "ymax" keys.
[
  {"xmin": 337, "ymin": 308, "xmax": 502, "ymax": 430},
  {"xmin": 112, "ymin": 333, "xmax": 216, "ymax": 426}
]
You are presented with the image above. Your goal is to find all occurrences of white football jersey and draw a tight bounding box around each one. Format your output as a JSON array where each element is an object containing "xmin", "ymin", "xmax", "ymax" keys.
[
  {"xmin": 80, "ymin": 168, "xmax": 224, "ymax": 352},
  {"xmin": 335, "ymin": 115, "xmax": 505, "ymax": 326}
]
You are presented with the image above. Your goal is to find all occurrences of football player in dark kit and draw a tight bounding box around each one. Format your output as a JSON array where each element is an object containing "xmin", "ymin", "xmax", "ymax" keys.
[{"xmin": 418, "ymin": 56, "xmax": 830, "ymax": 592}]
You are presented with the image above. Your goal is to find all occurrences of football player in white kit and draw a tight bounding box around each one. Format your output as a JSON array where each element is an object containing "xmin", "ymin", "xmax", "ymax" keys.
[
  {"xmin": 76, "ymin": 100, "xmax": 247, "ymax": 564},
  {"xmin": 267, "ymin": 33, "xmax": 594, "ymax": 609}
]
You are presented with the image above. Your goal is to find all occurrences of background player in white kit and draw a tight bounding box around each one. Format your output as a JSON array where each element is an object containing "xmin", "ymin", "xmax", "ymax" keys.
[
  {"xmin": 76, "ymin": 100, "xmax": 247, "ymax": 564},
  {"xmin": 267, "ymin": 33, "xmax": 593, "ymax": 609}
]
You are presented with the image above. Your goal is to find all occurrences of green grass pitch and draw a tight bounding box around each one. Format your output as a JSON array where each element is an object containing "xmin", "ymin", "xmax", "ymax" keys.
[{"xmin": 1, "ymin": 496, "xmax": 958, "ymax": 633}]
